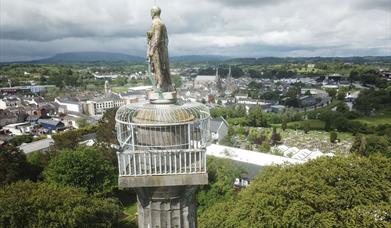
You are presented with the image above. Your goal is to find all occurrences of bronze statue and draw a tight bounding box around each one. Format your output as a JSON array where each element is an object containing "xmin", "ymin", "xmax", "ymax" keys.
[{"xmin": 147, "ymin": 6, "xmax": 173, "ymax": 92}]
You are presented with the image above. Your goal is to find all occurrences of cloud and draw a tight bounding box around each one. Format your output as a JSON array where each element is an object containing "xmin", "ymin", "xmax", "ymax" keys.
[{"xmin": 0, "ymin": 0, "xmax": 390, "ymax": 61}]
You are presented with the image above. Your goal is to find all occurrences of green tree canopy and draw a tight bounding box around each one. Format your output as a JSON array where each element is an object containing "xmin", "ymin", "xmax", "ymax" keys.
[
  {"xmin": 52, "ymin": 129, "xmax": 82, "ymax": 150},
  {"xmin": 197, "ymin": 157, "xmax": 246, "ymax": 214},
  {"xmin": 199, "ymin": 155, "xmax": 391, "ymax": 227},
  {"xmin": 0, "ymin": 145, "xmax": 31, "ymax": 186},
  {"xmin": 96, "ymin": 107, "xmax": 118, "ymax": 145},
  {"xmin": 0, "ymin": 181, "xmax": 121, "ymax": 227},
  {"xmin": 44, "ymin": 147, "xmax": 117, "ymax": 194}
]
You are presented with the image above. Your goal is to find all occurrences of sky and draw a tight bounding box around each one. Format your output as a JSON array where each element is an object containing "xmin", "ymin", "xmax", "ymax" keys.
[{"xmin": 0, "ymin": 0, "xmax": 390, "ymax": 62}]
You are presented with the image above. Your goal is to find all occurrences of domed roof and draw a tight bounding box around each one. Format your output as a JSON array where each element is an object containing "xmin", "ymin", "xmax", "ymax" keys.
[{"xmin": 116, "ymin": 101, "xmax": 210, "ymax": 125}]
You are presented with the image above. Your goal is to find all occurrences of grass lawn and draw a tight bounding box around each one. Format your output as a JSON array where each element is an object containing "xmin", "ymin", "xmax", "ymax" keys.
[
  {"xmin": 354, "ymin": 116, "xmax": 391, "ymax": 126},
  {"xmin": 118, "ymin": 202, "xmax": 138, "ymax": 228},
  {"xmin": 272, "ymin": 120, "xmax": 325, "ymax": 131},
  {"xmin": 112, "ymin": 86, "xmax": 129, "ymax": 93},
  {"xmin": 354, "ymin": 107, "xmax": 391, "ymax": 127},
  {"xmin": 287, "ymin": 120, "xmax": 325, "ymax": 130}
]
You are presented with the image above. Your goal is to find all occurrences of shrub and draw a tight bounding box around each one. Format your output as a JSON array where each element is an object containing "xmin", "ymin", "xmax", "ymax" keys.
[{"xmin": 0, "ymin": 181, "xmax": 121, "ymax": 227}]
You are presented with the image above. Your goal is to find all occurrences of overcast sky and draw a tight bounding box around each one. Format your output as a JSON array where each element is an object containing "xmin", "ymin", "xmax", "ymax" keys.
[{"xmin": 0, "ymin": 0, "xmax": 390, "ymax": 61}]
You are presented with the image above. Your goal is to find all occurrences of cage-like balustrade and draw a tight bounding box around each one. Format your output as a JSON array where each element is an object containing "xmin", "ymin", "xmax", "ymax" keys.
[{"xmin": 116, "ymin": 102, "xmax": 210, "ymax": 178}]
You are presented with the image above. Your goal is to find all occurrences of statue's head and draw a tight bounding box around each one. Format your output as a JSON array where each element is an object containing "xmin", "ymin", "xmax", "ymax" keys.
[{"xmin": 151, "ymin": 6, "xmax": 161, "ymax": 19}]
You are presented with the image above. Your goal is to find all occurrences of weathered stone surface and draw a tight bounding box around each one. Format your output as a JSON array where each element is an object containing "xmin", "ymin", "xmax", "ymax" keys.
[
  {"xmin": 119, "ymin": 173, "xmax": 208, "ymax": 188},
  {"xmin": 147, "ymin": 6, "xmax": 173, "ymax": 93},
  {"xmin": 136, "ymin": 186, "xmax": 198, "ymax": 228}
]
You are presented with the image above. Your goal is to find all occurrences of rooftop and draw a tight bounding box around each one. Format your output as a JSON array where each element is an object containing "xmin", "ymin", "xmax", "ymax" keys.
[{"xmin": 19, "ymin": 138, "xmax": 54, "ymax": 154}]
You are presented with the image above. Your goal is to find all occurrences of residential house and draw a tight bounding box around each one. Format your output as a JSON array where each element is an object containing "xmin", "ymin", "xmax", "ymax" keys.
[
  {"xmin": 19, "ymin": 138, "xmax": 54, "ymax": 154},
  {"xmin": 37, "ymin": 119, "xmax": 65, "ymax": 133},
  {"xmin": 0, "ymin": 109, "xmax": 18, "ymax": 126},
  {"xmin": 210, "ymin": 117, "xmax": 229, "ymax": 143}
]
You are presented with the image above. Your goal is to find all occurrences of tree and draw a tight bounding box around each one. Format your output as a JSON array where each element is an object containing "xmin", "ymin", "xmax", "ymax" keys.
[
  {"xmin": 271, "ymin": 127, "xmax": 282, "ymax": 145},
  {"xmin": 330, "ymin": 131, "xmax": 338, "ymax": 143},
  {"xmin": 303, "ymin": 121, "xmax": 310, "ymax": 134},
  {"xmin": 336, "ymin": 102, "xmax": 349, "ymax": 113},
  {"xmin": 76, "ymin": 117, "xmax": 88, "ymax": 128},
  {"xmin": 52, "ymin": 129, "xmax": 82, "ymax": 150},
  {"xmin": 172, "ymin": 75, "xmax": 183, "ymax": 88},
  {"xmin": 337, "ymin": 92, "xmax": 346, "ymax": 101},
  {"xmin": 96, "ymin": 107, "xmax": 118, "ymax": 145},
  {"xmin": 199, "ymin": 155, "xmax": 391, "ymax": 227},
  {"xmin": 9, "ymin": 135, "xmax": 33, "ymax": 146},
  {"xmin": 325, "ymin": 88, "xmax": 337, "ymax": 99},
  {"xmin": 247, "ymin": 105, "xmax": 267, "ymax": 127},
  {"xmin": 0, "ymin": 181, "xmax": 121, "ymax": 227},
  {"xmin": 113, "ymin": 76, "xmax": 128, "ymax": 86},
  {"xmin": 354, "ymin": 89, "xmax": 391, "ymax": 115},
  {"xmin": 26, "ymin": 151, "xmax": 52, "ymax": 181},
  {"xmin": 197, "ymin": 157, "xmax": 246, "ymax": 213},
  {"xmin": 44, "ymin": 147, "xmax": 117, "ymax": 194},
  {"xmin": 319, "ymin": 111, "xmax": 336, "ymax": 131},
  {"xmin": 0, "ymin": 145, "xmax": 30, "ymax": 186},
  {"xmin": 282, "ymin": 119, "xmax": 287, "ymax": 131},
  {"xmin": 351, "ymin": 135, "xmax": 390, "ymax": 158},
  {"xmin": 284, "ymin": 97, "xmax": 300, "ymax": 107}
]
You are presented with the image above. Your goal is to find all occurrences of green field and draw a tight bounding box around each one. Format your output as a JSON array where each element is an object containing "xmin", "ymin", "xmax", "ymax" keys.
[
  {"xmin": 355, "ymin": 116, "xmax": 391, "ymax": 126},
  {"xmin": 112, "ymin": 86, "xmax": 129, "ymax": 93},
  {"xmin": 119, "ymin": 202, "xmax": 138, "ymax": 227},
  {"xmin": 272, "ymin": 119, "xmax": 326, "ymax": 131}
]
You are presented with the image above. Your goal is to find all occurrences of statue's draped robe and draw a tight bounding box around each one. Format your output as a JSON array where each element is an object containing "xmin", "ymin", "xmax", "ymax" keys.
[{"xmin": 148, "ymin": 19, "xmax": 173, "ymax": 92}]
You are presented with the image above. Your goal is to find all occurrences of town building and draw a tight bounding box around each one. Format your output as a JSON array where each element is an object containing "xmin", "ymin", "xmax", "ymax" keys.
[
  {"xmin": 0, "ymin": 109, "xmax": 18, "ymax": 127},
  {"xmin": 37, "ymin": 119, "xmax": 65, "ymax": 133},
  {"xmin": 0, "ymin": 97, "xmax": 21, "ymax": 109},
  {"xmin": 19, "ymin": 138, "xmax": 54, "ymax": 154},
  {"xmin": 55, "ymin": 97, "xmax": 83, "ymax": 113},
  {"xmin": 210, "ymin": 117, "xmax": 229, "ymax": 142},
  {"xmin": 85, "ymin": 93, "xmax": 126, "ymax": 116}
]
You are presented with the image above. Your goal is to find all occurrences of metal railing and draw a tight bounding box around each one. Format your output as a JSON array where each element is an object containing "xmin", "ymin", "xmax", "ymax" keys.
[{"xmin": 117, "ymin": 149, "xmax": 207, "ymax": 176}]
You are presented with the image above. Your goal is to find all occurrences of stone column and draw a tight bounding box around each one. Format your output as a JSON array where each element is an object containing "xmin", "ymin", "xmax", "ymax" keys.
[{"xmin": 136, "ymin": 186, "xmax": 198, "ymax": 228}]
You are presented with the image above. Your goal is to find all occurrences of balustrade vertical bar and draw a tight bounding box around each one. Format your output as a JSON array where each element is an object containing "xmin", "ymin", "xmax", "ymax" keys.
[
  {"xmin": 188, "ymin": 124, "xmax": 191, "ymax": 149},
  {"xmin": 153, "ymin": 154, "xmax": 157, "ymax": 174},
  {"xmin": 117, "ymin": 152, "xmax": 121, "ymax": 176},
  {"xmin": 164, "ymin": 154, "xmax": 167, "ymax": 174},
  {"xmin": 128, "ymin": 153, "xmax": 132, "ymax": 175},
  {"xmin": 122, "ymin": 154, "xmax": 126, "ymax": 175},
  {"xmin": 169, "ymin": 152, "xmax": 172, "ymax": 174},
  {"xmin": 174, "ymin": 152, "xmax": 177, "ymax": 174},
  {"xmin": 133, "ymin": 154, "xmax": 136, "ymax": 176},
  {"xmin": 189, "ymin": 151, "xmax": 192, "ymax": 173},
  {"xmin": 143, "ymin": 153, "xmax": 147, "ymax": 175},
  {"xmin": 179, "ymin": 152, "xmax": 182, "ymax": 174},
  {"xmin": 204, "ymin": 150, "xmax": 207, "ymax": 172},
  {"xmin": 184, "ymin": 151, "xmax": 187, "ymax": 173},
  {"xmin": 199, "ymin": 150, "xmax": 201, "ymax": 172},
  {"xmin": 159, "ymin": 153, "xmax": 162, "ymax": 174},
  {"xmin": 138, "ymin": 154, "xmax": 141, "ymax": 175}
]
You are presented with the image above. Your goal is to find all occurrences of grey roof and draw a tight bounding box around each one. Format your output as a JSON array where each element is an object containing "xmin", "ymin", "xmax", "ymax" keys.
[
  {"xmin": 19, "ymin": 138, "xmax": 54, "ymax": 154},
  {"xmin": 38, "ymin": 118, "xmax": 62, "ymax": 126},
  {"xmin": 210, "ymin": 117, "xmax": 228, "ymax": 132}
]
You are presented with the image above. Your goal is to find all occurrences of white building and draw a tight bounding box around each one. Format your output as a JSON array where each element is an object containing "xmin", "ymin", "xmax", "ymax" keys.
[
  {"xmin": 2, "ymin": 122, "xmax": 32, "ymax": 135},
  {"xmin": 85, "ymin": 93, "xmax": 125, "ymax": 116},
  {"xmin": 55, "ymin": 97, "xmax": 83, "ymax": 113},
  {"xmin": 0, "ymin": 97, "xmax": 21, "ymax": 109},
  {"xmin": 194, "ymin": 75, "xmax": 216, "ymax": 87},
  {"xmin": 19, "ymin": 138, "xmax": 54, "ymax": 154},
  {"xmin": 210, "ymin": 117, "xmax": 229, "ymax": 142}
]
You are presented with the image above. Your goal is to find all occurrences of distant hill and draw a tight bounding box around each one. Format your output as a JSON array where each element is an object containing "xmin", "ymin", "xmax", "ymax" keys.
[
  {"xmin": 29, "ymin": 52, "xmax": 145, "ymax": 64},
  {"xmin": 226, "ymin": 56, "xmax": 391, "ymax": 65},
  {"xmin": 14, "ymin": 53, "xmax": 230, "ymax": 64},
  {"xmin": 170, "ymin": 55, "xmax": 231, "ymax": 63},
  {"xmin": 1, "ymin": 53, "xmax": 389, "ymax": 65}
]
